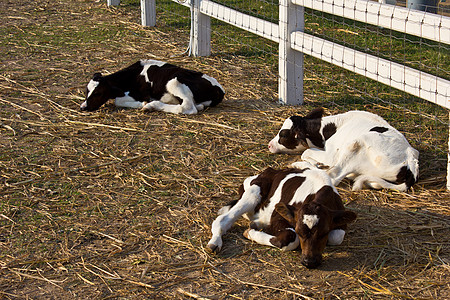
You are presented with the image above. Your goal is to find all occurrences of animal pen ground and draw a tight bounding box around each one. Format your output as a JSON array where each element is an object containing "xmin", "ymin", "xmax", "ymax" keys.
[{"xmin": 0, "ymin": 0, "xmax": 449, "ymax": 298}]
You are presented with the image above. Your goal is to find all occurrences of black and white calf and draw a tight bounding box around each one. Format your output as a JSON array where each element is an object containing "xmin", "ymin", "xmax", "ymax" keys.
[
  {"xmin": 207, "ymin": 162, "xmax": 357, "ymax": 269},
  {"xmin": 81, "ymin": 59, "xmax": 225, "ymax": 114},
  {"xmin": 268, "ymin": 108, "xmax": 419, "ymax": 191}
]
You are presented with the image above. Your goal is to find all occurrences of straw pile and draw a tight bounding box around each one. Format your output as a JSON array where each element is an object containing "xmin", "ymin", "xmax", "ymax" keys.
[{"xmin": 0, "ymin": 0, "xmax": 448, "ymax": 299}]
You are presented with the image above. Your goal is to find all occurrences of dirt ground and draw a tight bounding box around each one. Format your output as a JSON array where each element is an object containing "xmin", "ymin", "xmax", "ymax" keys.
[{"xmin": 0, "ymin": 0, "xmax": 449, "ymax": 299}]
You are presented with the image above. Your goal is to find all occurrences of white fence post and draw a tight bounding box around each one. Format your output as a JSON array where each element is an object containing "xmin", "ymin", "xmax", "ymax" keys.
[
  {"xmin": 107, "ymin": 0, "xmax": 120, "ymax": 6},
  {"xmin": 141, "ymin": 0, "xmax": 156, "ymax": 27},
  {"xmin": 190, "ymin": 0, "xmax": 211, "ymax": 56},
  {"xmin": 278, "ymin": 0, "xmax": 304, "ymax": 105}
]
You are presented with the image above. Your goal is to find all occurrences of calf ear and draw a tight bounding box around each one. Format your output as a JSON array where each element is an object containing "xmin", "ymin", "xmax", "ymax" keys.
[
  {"xmin": 332, "ymin": 210, "xmax": 357, "ymax": 227},
  {"xmin": 93, "ymin": 72, "xmax": 103, "ymax": 81},
  {"xmin": 304, "ymin": 108, "xmax": 324, "ymax": 120},
  {"xmin": 275, "ymin": 203, "xmax": 296, "ymax": 225}
]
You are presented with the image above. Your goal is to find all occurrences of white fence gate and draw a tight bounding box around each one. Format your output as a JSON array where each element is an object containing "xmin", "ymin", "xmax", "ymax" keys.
[{"xmin": 108, "ymin": 0, "xmax": 450, "ymax": 189}]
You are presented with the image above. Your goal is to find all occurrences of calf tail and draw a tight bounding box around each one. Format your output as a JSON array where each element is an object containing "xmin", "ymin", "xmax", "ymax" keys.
[{"xmin": 405, "ymin": 147, "xmax": 419, "ymax": 188}]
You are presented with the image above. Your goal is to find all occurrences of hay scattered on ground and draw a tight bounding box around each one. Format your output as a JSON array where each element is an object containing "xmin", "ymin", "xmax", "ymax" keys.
[{"xmin": 0, "ymin": 0, "xmax": 449, "ymax": 299}]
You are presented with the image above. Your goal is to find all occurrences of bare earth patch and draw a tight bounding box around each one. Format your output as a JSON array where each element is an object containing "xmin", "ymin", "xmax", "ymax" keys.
[{"xmin": 0, "ymin": 0, "xmax": 449, "ymax": 299}]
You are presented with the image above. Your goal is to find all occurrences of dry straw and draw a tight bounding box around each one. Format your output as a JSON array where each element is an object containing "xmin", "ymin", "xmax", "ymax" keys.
[{"xmin": 0, "ymin": 0, "xmax": 449, "ymax": 299}]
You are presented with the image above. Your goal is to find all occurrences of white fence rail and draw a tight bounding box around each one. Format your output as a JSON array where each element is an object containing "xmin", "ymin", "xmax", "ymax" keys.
[{"xmin": 109, "ymin": 0, "xmax": 450, "ymax": 189}]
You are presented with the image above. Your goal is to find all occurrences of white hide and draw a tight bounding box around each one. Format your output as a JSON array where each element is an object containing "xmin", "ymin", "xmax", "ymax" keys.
[
  {"xmin": 303, "ymin": 214, "xmax": 320, "ymax": 229},
  {"xmin": 207, "ymin": 175, "xmax": 259, "ymax": 252},
  {"xmin": 114, "ymin": 92, "xmax": 145, "ymax": 109},
  {"xmin": 86, "ymin": 79, "xmax": 100, "ymax": 98}
]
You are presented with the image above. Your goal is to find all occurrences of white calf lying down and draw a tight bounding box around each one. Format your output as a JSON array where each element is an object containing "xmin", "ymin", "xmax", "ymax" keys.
[
  {"xmin": 81, "ymin": 59, "xmax": 225, "ymax": 114},
  {"xmin": 268, "ymin": 108, "xmax": 419, "ymax": 191},
  {"xmin": 207, "ymin": 162, "xmax": 357, "ymax": 269}
]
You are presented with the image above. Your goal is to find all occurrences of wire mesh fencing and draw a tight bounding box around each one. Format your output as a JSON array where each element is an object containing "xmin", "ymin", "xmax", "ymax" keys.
[{"xmin": 109, "ymin": 0, "xmax": 449, "ymax": 187}]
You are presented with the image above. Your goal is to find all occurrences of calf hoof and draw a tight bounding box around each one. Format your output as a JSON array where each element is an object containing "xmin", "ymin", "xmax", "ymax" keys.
[
  {"xmin": 206, "ymin": 243, "xmax": 221, "ymax": 254},
  {"xmin": 316, "ymin": 162, "xmax": 330, "ymax": 170},
  {"xmin": 351, "ymin": 183, "xmax": 364, "ymax": 191},
  {"xmin": 249, "ymin": 222, "xmax": 259, "ymax": 230},
  {"xmin": 142, "ymin": 102, "xmax": 154, "ymax": 111}
]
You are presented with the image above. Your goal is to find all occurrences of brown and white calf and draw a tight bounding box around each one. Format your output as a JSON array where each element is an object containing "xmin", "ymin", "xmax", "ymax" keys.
[
  {"xmin": 268, "ymin": 108, "xmax": 419, "ymax": 191},
  {"xmin": 81, "ymin": 59, "xmax": 225, "ymax": 114},
  {"xmin": 207, "ymin": 162, "xmax": 357, "ymax": 269}
]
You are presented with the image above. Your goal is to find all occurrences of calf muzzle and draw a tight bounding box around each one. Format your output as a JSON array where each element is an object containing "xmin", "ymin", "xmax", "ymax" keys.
[{"xmin": 301, "ymin": 255, "xmax": 322, "ymax": 269}]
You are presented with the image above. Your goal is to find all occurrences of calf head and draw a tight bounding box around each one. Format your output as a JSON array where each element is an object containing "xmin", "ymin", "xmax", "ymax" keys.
[
  {"xmin": 81, "ymin": 73, "xmax": 123, "ymax": 111},
  {"xmin": 268, "ymin": 108, "xmax": 324, "ymax": 154},
  {"xmin": 275, "ymin": 199, "xmax": 356, "ymax": 269}
]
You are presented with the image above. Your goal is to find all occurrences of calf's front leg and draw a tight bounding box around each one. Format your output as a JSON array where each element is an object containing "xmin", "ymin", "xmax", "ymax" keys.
[{"xmin": 243, "ymin": 227, "xmax": 299, "ymax": 251}]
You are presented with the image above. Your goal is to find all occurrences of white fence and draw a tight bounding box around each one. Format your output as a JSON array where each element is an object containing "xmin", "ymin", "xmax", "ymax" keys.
[{"xmin": 109, "ymin": 0, "xmax": 450, "ymax": 189}]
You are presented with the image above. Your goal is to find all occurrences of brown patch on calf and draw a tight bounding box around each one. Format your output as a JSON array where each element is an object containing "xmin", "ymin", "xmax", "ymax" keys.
[
  {"xmin": 374, "ymin": 155, "xmax": 383, "ymax": 167},
  {"xmin": 269, "ymin": 228, "xmax": 297, "ymax": 248},
  {"xmin": 348, "ymin": 141, "xmax": 361, "ymax": 152},
  {"xmin": 252, "ymin": 168, "xmax": 306, "ymax": 212}
]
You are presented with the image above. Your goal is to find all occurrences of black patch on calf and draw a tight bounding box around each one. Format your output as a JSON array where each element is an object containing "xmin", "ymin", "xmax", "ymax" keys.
[
  {"xmin": 304, "ymin": 108, "xmax": 324, "ymax": 119},
  {"xmin": 278, "ymin": 128, "xmax": 300, "ymax": 150},
  {"xmin": 322, "ymin": 123, "xmax": 337, "ymax": 141},
  {"xmin": 396, "ymin": 166, "xmax": 417, "ymax": 188},
  {"xmin": 304, "ymin": 119, "xmax": 324, "ymax": 148},
  {"xmin": 370, "ymin": 126, "xmax": 389, "ymax": 133},
  {"xmin": 268, "ymin": 206, "xmax": 299, "ymax": 248},
  {"xmin": 314, "ymin": 186, "xmax": 344, "ymax": 210},
  {"xmin": 292, "ymin": 113, "xmax": 325, "ymax": 149},
  {"xmin": 178, "ymin": 74, "xmax": 224, "ymax": 107},
  {"xmin": 93, "ymin": 73, "xmax": 102, "ymax": 81}
]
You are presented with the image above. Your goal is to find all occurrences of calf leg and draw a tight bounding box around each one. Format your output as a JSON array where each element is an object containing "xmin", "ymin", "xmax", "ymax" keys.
[
  {"xmin": 327, "ymin": 229, "xmax": 346, "ymax": 245},
  {"xmin": 143, "ymin": 78, "xmax": 198, "ymax": 114},
  {"xmin": 115, "ymin": 93, "xmax": 145, "ymax": 109},
  {"xmin": 352, "ymin": 174, "xmax": 408, "ymax": 191},
  {"xmin": 302, "ymin": 146, "xmax": 359, "ymax": 187},
  {"xmin": 301, "ymin": 148, "xmax": 335, "ymax": 169},
  {"xmin": 207, "ymin": 176, "xmax": 260, "ymax": 253},
  {"xmin": 243, "ymin": 228, "xmax": 299, "ymax": 251}
]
